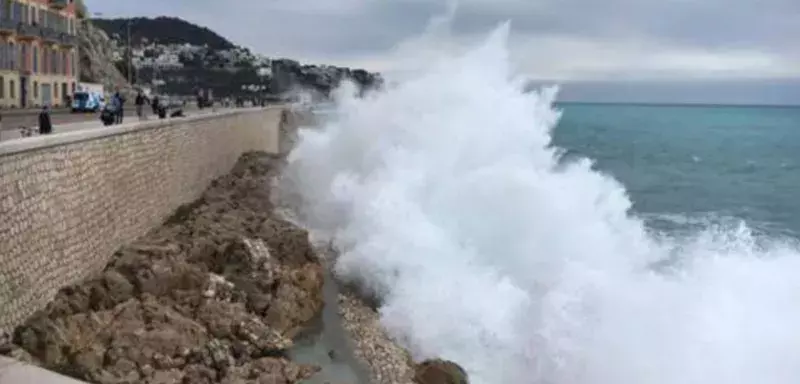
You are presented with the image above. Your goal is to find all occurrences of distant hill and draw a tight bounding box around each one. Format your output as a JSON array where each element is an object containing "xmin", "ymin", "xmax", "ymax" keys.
[
  {"xmin": 90, "ymin": 16, "xmax": 236, "ymax": 50},
  {"xmin": 89, "ymin": 16, "xmax": 382, "ymax": 99}
]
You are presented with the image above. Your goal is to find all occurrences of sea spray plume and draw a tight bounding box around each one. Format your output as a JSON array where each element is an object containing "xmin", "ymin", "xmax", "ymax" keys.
[
  {"xmin": 283, "ymin": 84, "xmax": 319, "ymax": 107},
  {"xmin": 280, "ymin": 23, "xmax": 646, "ymax": 383},
  {"xmin": 279, "ymin": 22, "xmax": 800, "ymax": 384},
  {"xmin": 281, "ymin": 23, "xmax": 631, "ymax": 382}
]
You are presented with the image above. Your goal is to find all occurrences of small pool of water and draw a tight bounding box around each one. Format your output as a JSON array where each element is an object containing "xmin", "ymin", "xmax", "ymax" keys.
[{"xmin": 289, "ymin": 264, "xmax": 371, "ymax": 384}]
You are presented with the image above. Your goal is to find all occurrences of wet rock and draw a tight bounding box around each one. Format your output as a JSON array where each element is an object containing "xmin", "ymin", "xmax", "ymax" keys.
[
  {"xmin": 221, "ymin": 357, "xmax": 320, "ymax": 384},
  {"xmin": 259, "ymin": 218, "xmax": 318, "ymax": 267},
  {"xmin": 413, "ymin": 359, "xmax": 469, "ymax": 384},
  {"xmin": 265, "ymin": 263, "xmax": 324, "ymax": 338}
]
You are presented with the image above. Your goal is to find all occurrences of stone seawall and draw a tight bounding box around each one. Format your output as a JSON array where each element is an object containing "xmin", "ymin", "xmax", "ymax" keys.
[{"xmin": 0, "ymin": 107, "xmax": 290, "ymax": 332}]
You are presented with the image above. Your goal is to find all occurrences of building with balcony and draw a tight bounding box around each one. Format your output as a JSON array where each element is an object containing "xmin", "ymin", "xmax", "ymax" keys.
[{"xmin": 0, "ymin": 0, "xmax": 79, "ymax": 108}]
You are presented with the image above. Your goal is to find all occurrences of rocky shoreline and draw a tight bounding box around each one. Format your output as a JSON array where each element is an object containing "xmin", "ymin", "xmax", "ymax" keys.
[{"xmin": 0, "ymin": 151, "xmax": 466, "ymax": 384}]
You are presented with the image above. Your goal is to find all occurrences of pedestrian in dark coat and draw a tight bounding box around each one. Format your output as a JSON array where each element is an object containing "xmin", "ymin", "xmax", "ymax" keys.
[{"xmin": 38, "ymin": 105, "xmax": 52, "ymax": 135}]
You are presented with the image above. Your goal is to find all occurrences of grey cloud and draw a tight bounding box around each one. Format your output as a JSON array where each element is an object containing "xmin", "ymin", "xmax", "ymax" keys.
[
  {"xmin": 542, "ymin": 78, "xmax": 800, "ymax": 105},
  {"xmin": 86, "ymin": 0, "xmax": 799, "ymax": 105},
  {"xmin": 261, "ymin": 1, "xmax": 440, "ymax": 56},
  {"xmin": 88, "ymin": 0, "xmax": 799, "ymax": 57},
  {"xmin": 451, "ymin": 0, "xmax": 800, "ymax": 52},
  {"xmin": 86, "ymin": 0, "xmax": 439, "ymax": 58}
]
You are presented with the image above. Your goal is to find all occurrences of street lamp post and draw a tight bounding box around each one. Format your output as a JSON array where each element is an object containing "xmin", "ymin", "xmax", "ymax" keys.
[{"xmin": 126, "ymin": 20, "xmax": 132, "ymax": 85}]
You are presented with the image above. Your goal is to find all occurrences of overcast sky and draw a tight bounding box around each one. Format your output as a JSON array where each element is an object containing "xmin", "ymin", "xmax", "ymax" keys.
[{"xmin": 86, "ymin": 0, "xmax": 800, "ymax": 104}]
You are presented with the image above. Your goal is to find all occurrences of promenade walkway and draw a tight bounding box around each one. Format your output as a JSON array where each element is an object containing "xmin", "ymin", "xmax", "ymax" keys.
[
  {"xmin": 0, "ymin": 357, "xmax": 87, "ymax": 383},
  {"xmin": 0, "ymin": 107, "xmax": 227, "ymax": 142}
]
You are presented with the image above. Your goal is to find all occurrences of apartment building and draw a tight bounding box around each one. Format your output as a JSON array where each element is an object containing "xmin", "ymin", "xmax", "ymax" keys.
[{"xmin": 0, "ymin": 0, "xmax": 79, "ymax": 108}]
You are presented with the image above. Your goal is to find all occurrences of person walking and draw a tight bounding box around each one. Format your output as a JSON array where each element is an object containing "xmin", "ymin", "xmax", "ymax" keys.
[
  {"xmin": 135, "ymin": 90, "xmax": 148, "ymax": 120},
  {"xmin": 38, "ymin": 105, "xmax": 52, "ymax": 135},
  {"xmin": 112, "ymin": 91, "xmax": 126, "ymax": 124},
  {"xmin": 151, "ymin": 95, "xmax": 160, "ymax": 115}
]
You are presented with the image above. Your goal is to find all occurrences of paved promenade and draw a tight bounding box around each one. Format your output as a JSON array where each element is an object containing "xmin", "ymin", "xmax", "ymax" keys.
[
  {"xmin": 0, "ymin": 107, "xmax": 224, "ymax": 142},
  {"xmin": 0, "ymin": 356, "xmax": 87, "ymax": 383}
]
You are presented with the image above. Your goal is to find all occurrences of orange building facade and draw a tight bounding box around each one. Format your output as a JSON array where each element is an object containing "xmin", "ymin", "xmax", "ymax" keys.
[{"xmin": 0, "ymin": 0, "xmax": 79, "ymax": 108}]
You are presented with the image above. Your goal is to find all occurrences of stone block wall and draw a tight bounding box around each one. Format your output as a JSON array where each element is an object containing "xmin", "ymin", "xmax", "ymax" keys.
[{"xmin": 0, "ymin": 107, "xmax": 288, "ymax": 331}]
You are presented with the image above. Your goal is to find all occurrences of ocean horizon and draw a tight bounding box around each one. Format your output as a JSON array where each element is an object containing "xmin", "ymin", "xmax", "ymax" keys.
[{"xmin": 556, "ymin": 100, "xmax": 800, "ymax": 109}]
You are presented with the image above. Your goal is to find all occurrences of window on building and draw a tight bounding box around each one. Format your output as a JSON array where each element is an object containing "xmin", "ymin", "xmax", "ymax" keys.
[
  {"xmin": 10, "ymin": 80, "xmax": 15, "ymax": 99},
  {"xmin": 53, "ymin": 82, "xmax": 58, "ymax": 98},
  {"xmin": 4, "ymin": 42, "xmax": 11, "ymax": 70},
  {"xmin": 8, "ymin": 42, "xmax": 15, "ymax": 71},
  {"xmin": 71, "ymin": 82, "xmax": 75, "ymax": 94},
  {"xmin": 0, "ymin": 76, "xmax": 4, "ymax": 99},
  {"xmin": 0, "ymin": 42, "xmax": 5, "ymax": 70},
  {"xmin": 50, "ymin": 48, "xmax": 56, "ymax": 74},
  {"xmin": 20, "ymin": 43, "xmax": 27, "ymax": 72},
  {"xmin": 11, "ymin": 1, "xmax": 22, "ymax": 22},
  {"xmin": 33, "ymin": 81, "xmax": 37, "ymax": 98},
  {"xmin": 32, "ymin": 46, "xmax": 37, "ymax": 73}
]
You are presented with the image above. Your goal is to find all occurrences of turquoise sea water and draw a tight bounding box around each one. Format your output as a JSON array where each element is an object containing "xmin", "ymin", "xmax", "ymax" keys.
[
  {"xmin": 553, "ymin": 103, "xmax": 800, "ymax": 238},
  {"xmin": 302, "ymin": 93, "xmax": 800, "ymax": 383}
]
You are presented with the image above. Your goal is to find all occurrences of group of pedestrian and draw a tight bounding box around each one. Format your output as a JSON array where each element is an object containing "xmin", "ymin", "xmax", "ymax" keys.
[
  {"xmin": 4, "ymin": 88, "xmax": 184, "ymax": 139},
  {"xmin": 100, "ymin": 90, "xmax": 127, "ymax": 126},
  {"xmin": 100, "ymin": 89, "xmax": 179, "ymax": 126}
]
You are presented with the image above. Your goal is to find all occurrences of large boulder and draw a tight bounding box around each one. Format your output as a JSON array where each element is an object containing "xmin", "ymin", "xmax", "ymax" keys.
[{"xmin": 413, "ymin": 359, "xmax": 469, "ymax": 384}]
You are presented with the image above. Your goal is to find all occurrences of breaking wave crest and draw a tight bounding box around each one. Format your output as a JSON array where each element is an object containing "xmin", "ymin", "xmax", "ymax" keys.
[{"xmin": 277, "ymin": 24, "xmax": 800, "ymax": 384}]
